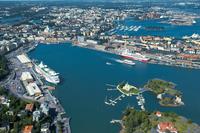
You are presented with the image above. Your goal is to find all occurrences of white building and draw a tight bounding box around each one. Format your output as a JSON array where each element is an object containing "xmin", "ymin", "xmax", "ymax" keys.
[
  {"xmin": 40, "ymin": 102, "xmax": 49, "ymax": 115},
  {"xmin": 33, "ymin": 110, "xmax": 41, "ymax": 122},
  {"xmin": 25, "ymin": 82, "xmax": 42, "ymax": 97},
  {"xmin": 86, "ymin": 39, "xmax": 98, "ymax": 45},
  {"xmin": 17, "ymin": 54, "xmax": 31, "ymax": 64},
  {"xmin": 21, "ymin": 72, "xmax": 33, "ymax": 82}
]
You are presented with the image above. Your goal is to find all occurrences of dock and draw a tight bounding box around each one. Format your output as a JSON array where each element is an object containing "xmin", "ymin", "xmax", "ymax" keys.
[
  {"xmin": 110, "ymin": 119, "xmax": 122, "ymax": 124},
  {"xmin": 104, "ymin": 94, "xmax": 125, "ymax": 106}
]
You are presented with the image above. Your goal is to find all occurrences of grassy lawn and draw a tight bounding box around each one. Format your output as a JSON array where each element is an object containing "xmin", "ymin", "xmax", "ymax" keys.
[{"xmin": 117, "ymin": 83, "xmax": 140, "ymax": 95}]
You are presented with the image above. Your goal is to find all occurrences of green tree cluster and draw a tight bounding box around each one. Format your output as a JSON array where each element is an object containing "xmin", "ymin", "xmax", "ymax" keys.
[
  {"xmin": 122, "ymin": 108, "xmax": 151, "ymax": 133},
  {"xmin": 0, "ymin": 55, "xmax": 9, "ymax": 80},
  {"xmin": 145, "ymin": 79, "xmax": 175, "ymax": 94},
  {"xmin": 0, "ymin": 87, "xmax": 52, "ymax": 133}
]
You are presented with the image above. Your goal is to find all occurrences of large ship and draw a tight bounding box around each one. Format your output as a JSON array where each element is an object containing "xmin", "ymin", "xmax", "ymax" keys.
[
  {"xmin": 120, "ymin": 49, "xmax": 149, "ymax": 63},
  {"xmin": 34, "ymin": 62, "xmax": 60, "ymax": 84}
]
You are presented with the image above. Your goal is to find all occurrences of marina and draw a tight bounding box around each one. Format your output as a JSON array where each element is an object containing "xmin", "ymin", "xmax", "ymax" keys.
[
  {"xmin": 112, "ymin": 25, "xmax": 142, "ymax": 32},
  {"xmin": 105, "ymin": 82, "xmax": 146, "ymax": 111}
]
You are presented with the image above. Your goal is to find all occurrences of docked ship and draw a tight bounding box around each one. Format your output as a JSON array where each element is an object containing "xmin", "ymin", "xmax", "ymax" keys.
[
  {"xmin": 34, "ymin": 62, "xmax": 60, "ymax": 84},
  {"xmin": 120, "ymin": 49, "xmax": 149, "ymax": 63}
]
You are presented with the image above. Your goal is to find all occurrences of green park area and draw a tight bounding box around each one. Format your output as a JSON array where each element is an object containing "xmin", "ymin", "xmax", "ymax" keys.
[{"xmin": 117, "ymin": 82, "xmax": 140, "ymax": 96}]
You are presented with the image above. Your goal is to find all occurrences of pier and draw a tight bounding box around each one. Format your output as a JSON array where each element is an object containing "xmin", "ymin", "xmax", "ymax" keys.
[
  {"xmin": 105, "ymin": 83, "xmax": 146, "ymax": 111},
  {"xmin": 136, "ymin": 94, "xmax": 145, "ymax": 111},
  {"xmin": 110, "ymin": 119, "xmax": 122, "ymax": 124},
  {"xmin": 104, "ymin": 94, "xmax": 125, "ymax": 106}
]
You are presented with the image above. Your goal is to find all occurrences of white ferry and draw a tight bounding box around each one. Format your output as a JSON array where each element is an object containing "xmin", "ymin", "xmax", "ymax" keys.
[{"xmin": 115, "ymin": 59, "xmax": 135, "ymax": 66}]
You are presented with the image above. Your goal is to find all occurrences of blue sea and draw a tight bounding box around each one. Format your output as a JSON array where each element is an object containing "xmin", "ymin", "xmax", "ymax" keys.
[{"xmin": 29, "ymin": 44, "xmax": 200, "ymax": 133}]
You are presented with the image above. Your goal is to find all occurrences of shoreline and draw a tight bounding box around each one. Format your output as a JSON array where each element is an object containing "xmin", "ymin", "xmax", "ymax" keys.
[
  {"xmin": 71, "ymin": 42, "xmax": 200, "ymax": 70},
  {"xmin": 26, "ymin": 39, "xmax": 200, "ymax": 70},
  {"xmin": 2, "ymin": 42, "xmax": 72, "ymax": 133},
  {"xmin": 27, "ymin": 43, "xmax": 72, "ymax": 133},
  {"xmin": 120, "ymin": 108, "xmax": 200, "ymax": 133}
]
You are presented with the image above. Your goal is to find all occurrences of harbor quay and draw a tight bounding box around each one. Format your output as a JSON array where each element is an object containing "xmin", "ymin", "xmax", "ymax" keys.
[{"xmin": 1, "ymin": 44, "xmax": 71, "ymax": 133}]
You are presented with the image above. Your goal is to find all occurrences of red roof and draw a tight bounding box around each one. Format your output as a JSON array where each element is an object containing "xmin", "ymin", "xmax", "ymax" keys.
[
  {"xmin": 25, "ymin": 103, "xmax": 34, "ymax": 112},
  {"xmin": 23, "ymin": 125, "xmax": 33, "ymax": 133},
  {"xmin": 155, "ymin": 111, "xmax": 162, "ymax": 117},
  {"xmin": 158, "ymin": 122, "xmax": 177, "ymax": 132}
]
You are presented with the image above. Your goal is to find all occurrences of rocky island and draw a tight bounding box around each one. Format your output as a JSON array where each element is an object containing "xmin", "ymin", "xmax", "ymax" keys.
[{"xmin": 144, "ymin": 79, "xmax": 184, "ymax": 107}]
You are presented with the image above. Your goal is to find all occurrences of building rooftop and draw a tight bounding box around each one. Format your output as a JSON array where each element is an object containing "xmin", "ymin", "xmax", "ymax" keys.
[
  {"xmin": 23, "ymin": 125, "xmax": 33, "ymax": 133},
  {"xmin": 21, "ymin": 72, "xmax": 33, "ymax": 81},
  {"xmin": 17, "ymin": 54, "xmax": 31, "ymax": 64},
  {"xmin": 25, "ymin": 103, "xmax": 34, "ymax": 112},
  {"xmin": 26, "ymin": 82, "xmax": 41, "ymax": 96},
  {"xmin": 157, "ymin": 122, "xmax": 177, "ymax": 133}
]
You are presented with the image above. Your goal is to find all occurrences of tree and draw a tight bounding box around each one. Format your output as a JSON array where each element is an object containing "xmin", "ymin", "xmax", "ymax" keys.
[{"xmin": 0, "ymin": 55, "xmax": 9, "ymax": 80}]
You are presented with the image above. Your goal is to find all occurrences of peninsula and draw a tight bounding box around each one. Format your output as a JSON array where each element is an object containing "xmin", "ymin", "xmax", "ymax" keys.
[{"xmin": 121, "ymin": 107, "xmax": 200, "ymax": 133}]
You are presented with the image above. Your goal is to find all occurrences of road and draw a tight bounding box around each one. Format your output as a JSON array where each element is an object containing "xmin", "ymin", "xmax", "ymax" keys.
[{"xmin": 0, "ymin": 44, "xmax": 71, "ymax": 133}]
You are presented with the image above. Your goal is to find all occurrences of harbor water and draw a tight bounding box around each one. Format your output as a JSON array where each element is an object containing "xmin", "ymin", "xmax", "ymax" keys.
[
  {"xmin": 29, "ymin": 44, "xmax": 200, "ymax": 133},
  {"xmin": 112, "ymin": 18, "xmax": 200, "ymax": 38}
]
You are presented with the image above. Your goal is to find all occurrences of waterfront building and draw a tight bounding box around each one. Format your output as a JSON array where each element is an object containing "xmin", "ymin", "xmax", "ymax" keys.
[
  {"xmin": 17, "ymin": 54, "xmax": 31, "ymax": 64},
  {"xmin": 77, "ymin": 36, "xmax": 85, "ymax": 43},
  {"xmin": 86, "ymin": 39, "xmax": 98, "ymax": 45},
  {"xmin": 21, "ymin": 72, "xmax": 34, "ymax": 82},
  {"xmin": 17, "ymin": 54, "xmax": 32, "ymax": 67},
  {"xmin": 21, "ymin": 72, "xmax": 43, "ymax": 98},
  {"xmin": 25, "ymin": 82, "xmax": 42, "ymax": 97}
]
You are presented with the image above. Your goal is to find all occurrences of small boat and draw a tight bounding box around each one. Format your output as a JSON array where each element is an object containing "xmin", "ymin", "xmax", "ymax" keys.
[
  {"xmin": 106, "ymin": 62, "xmax": 112, "ymax": 65},
  {"xmin": 105, "ymin": 101, "xmax": 111, "ymax": 105},
  {"xmin": 115, "ymin": 59, "xmax": 135, "ymax": 66},
  {"xmin": 138, "ymin": 101, "xmax": 142, "ymax": 105},
  {"xmin": 141, "ymin": 105, "xmax": 145, "ymax": 111}
]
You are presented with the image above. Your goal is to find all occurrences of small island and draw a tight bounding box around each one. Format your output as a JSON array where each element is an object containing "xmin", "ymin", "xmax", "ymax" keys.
[
  {"xmin": 144, "ymin": 79, "xmax": 184, "ymax": 107},
  {"xmin": 121, "ymin": 108, "xmax": 200, "ymax": 133},
  {"xmin": 117, "ymin": 82, "xmax": 140, "ymax": 96}
]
